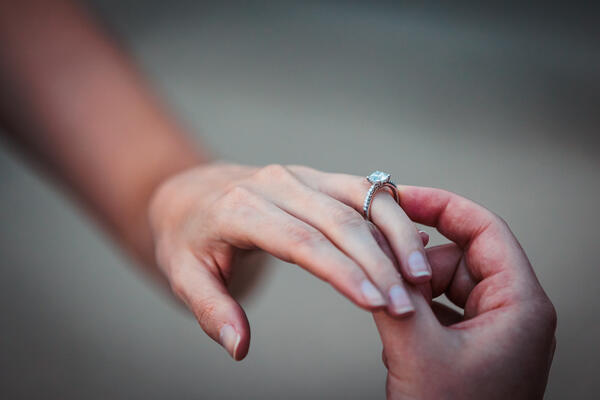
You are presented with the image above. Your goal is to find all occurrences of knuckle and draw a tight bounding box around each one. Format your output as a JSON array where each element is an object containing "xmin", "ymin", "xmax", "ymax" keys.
[
  {"xmin": 223, "ymin": 185, "xmax": 253, "ymax": 205},
  {"xmin": 477, "ymin": 209, "xmax": 509, "ymax": 234},
  {"xmin": 254, "ymin": 164, "xmax": 293, "ymax": 182},
  {"xmin": 220, "ymin": 185, "xmax": 260, "ymax": 214},
  {"xmin": 491, "ymin": 212, "xmax": 508, "ymax": 227},
  {"xmin": 488, "ymin": 212, "xmax": 512, "ymax": 236},
  {"xmin": 331, "ymin": 205, "xmax": 364, "ymax": 230},
  {"xmin": 286, "ymin": 224, "xmax": 325, "ymax": 250}
]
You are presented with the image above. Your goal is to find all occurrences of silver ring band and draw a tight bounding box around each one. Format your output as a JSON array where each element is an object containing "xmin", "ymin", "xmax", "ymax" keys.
[{"xmin": 363, "ymin": 171, "xmax": 399, "ymax": 221}]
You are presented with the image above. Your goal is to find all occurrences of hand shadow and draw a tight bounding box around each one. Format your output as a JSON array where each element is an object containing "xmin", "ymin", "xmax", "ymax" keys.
[{"xmin": 227, "ymin": 249, "xmax": 272, "ymax": 304}]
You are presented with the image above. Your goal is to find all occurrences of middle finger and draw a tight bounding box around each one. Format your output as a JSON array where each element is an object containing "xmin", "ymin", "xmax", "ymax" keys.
[
  {"xmin": 290, "ymin": 167, "xmax": 433, "ymax": 285},
  {"xmin": 246, "ymin": 166, "xmax": 415, "ymax": 316}
]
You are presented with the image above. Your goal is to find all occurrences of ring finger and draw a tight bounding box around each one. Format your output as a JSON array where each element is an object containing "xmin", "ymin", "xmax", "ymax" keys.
[
  {"xmin": 290, "ymin": 166, "xmax": 432, "ymax": 285},
  {"xmin": 213, "ymin": 185, "xmax": 390, "ymax": 311},
  {"xmin": 246, "ymin": 167, "xmax": 415, "ymax": 316}
]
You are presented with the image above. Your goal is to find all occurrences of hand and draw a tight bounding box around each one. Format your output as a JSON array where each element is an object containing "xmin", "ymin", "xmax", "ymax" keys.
[
  {"xmin": 372, "ymin": 186, "xmax": 557, "ymax": 399},
  {"xmin": 149, "ymin": 163, "xmax": 431, "ymax": 359}
]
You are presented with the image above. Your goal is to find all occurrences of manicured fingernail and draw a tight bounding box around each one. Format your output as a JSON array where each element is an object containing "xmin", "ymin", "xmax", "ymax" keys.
[
  {"xmin": 219, "ymin": 324, "xmax": 241, "ymax": 359},
  {"xmin": 408, "ymin": 251, "xmax": 431, "ymax": 278},
  {"xmin": 361, "ymin": 280, "xmax": 387, "ymax": 307},
  {"xmin": 388, "ymin": 284, "xmax": 414, "ymax": 315}
]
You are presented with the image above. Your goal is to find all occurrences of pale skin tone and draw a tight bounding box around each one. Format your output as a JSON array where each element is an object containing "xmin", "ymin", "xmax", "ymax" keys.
[
  {"xmin": 0, "ymin": 0, "xmax": 430, "ymax": 357},
  {"xmin": 149, "ymin": 163, "xmax": 431, "ymax": 358},
  {"xmin": 0, "ymin": 0, "xmax": 556, "ymax": 397}
]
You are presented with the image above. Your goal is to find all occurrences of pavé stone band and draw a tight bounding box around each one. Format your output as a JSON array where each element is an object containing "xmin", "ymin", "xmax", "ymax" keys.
[{"xmin": 363, "ymin": 171, "xmax": 399, "ymax": 221}]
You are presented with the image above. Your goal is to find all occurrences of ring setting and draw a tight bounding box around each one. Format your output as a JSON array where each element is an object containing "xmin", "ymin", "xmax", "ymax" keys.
[{"xmin": 363, "ymin": 170, "xmax": 399, "ymax": 221}]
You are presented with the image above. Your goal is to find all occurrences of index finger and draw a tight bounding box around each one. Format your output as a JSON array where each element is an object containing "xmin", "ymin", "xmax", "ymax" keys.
[{"xmin": 397, "ymin": 186, "xmax": 546, "ymax": 310}]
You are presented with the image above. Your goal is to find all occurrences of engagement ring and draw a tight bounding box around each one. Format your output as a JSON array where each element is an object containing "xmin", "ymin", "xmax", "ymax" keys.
[{"xmin": 363, "ymin": 171, "xmax": 399, "ymax": 221}]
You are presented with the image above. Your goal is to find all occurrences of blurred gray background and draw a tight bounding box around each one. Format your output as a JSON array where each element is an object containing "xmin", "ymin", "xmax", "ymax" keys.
[{"xmin": 1, "ymin": 1, "xmax": 599, "ymax": 398}]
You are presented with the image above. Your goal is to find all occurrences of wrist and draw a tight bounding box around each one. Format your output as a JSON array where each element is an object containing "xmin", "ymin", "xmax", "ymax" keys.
[{"xmin": 121, "ymin": 146, "xmax": 206, "ymax": 267}]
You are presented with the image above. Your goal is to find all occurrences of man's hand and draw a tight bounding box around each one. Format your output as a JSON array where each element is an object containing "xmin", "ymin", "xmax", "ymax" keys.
[{"xmin": 373, "ymin": 186, "xmax": 557, "ymax": 399}]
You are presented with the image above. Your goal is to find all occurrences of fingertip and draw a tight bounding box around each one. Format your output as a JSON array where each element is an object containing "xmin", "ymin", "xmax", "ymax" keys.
[
  {"xmin": 331, "ymin": 275, "xmax": 388, "ymax": 312},
  {"xmin": 419, "ymin": 230, "xmax": 430, "ymax": 246},
  {"xmin": 231, "ymin": 308, "xmax": 251, "ymax": 361},
  {"xmin": 359, "ymin": 300, "xmax": 389, "ymax": 313},
  {"xmin": 219, "ymin": 319, "xmax": 251, "ymax": 361},
  {"xmin": 405, "ymin": 251, "xmax": 432, "ymax": 283},
  {"xmin": 219, "ymin": 324, "xmax": 238, "ymax": 359},
  {"xmin": 352, "ymin": 292, "xmax": 387, "ymax": 313},
  {"xmin": 406, "ymin": 271, "xmax": 432, "ymax": 284},
  {"xmin": 233, "ymin": 331, "xmax": 249, "ymax": 361},
  {"xmin": 389, "ymin": 307, "xmax": 416, "ymax": 319},
  {"xmin": 360, "ymin": 279, "xmax": 388, "ymax": 308},
  {"xmin": 387, "ymin": 284, "xmax": 415, "ymax": 316},
  {"xmin": 168, "ymin": 251, "xmax": 252, "ymax": 361}
]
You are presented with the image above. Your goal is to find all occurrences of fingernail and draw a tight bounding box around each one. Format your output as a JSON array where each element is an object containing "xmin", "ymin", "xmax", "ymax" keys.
[
  {"xmin": 408, "ymin": 251, "xmax": 431, "ymax": 278},
  {"xmin": 388, "ymin": 284, "xmax": 414, "ymax": 315},
  {"xmin": 219, "ymin": 324, "xmax": 241, "ymax": 360},
  {"xmin": 361, "ymin": 280, "xmax": 387, "ymax": 307}
]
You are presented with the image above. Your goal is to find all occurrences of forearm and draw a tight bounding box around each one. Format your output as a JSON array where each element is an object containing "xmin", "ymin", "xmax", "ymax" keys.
[{"xmin": 0, "ymin": 0, "xmax": 208, "ymax": 273}]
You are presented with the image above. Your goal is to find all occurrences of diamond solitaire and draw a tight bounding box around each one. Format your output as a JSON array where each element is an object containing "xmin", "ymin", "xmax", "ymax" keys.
[
  {"xmin": 363, "ymin": 170, "xmax": 398, "ymax": 221},
  {"xmin": 367, "ymin": 171, "xmax": 391, "ymax": 185}
]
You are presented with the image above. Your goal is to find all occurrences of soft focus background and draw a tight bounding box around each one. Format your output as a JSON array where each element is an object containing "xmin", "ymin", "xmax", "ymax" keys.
[{"xmin": 1, "ymin": 1, "xmax": 599, "ymax": 398}]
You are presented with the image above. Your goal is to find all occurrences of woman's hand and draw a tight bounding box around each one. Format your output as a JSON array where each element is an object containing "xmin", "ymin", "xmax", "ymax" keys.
[
  {"xmin": 149, "ymin": 163, "xmax": 432, "ymax": 359},
  {"xmin": 372, "ymin": 186, "xmax": 557, "ymax": 399}
]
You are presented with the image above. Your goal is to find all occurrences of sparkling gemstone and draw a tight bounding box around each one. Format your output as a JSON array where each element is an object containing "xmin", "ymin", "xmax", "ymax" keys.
[{"xmin": 367, "ymin": 171, "xmax": 390, "ymax": 184}]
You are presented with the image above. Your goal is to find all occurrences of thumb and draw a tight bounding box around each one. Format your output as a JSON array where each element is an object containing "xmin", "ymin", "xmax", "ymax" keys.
[{"xmin": 168, "ymin": 251, "xmax": 250, "ymax": 360}]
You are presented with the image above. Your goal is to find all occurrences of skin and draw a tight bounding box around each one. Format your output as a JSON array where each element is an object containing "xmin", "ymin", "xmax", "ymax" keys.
[
  {"xmin": 0, "ymin": 0, "xmax": 556, "ymax": 397},
  {"xmin": 370, "ymin": 185, "xmax": 557, "ymax": 399},
  {"xmin": 149, "ymin": 163, "xmax": 432, "ymax": 359},
  {"xmin": 0, "ymin": 0, "xmax": 431, "ymax": 359}
]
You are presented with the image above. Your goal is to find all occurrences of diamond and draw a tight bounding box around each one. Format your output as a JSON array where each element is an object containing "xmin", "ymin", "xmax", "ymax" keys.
[{"xmin": 367, "ymin": 171, "xmax": 390, "ymax": 184}]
